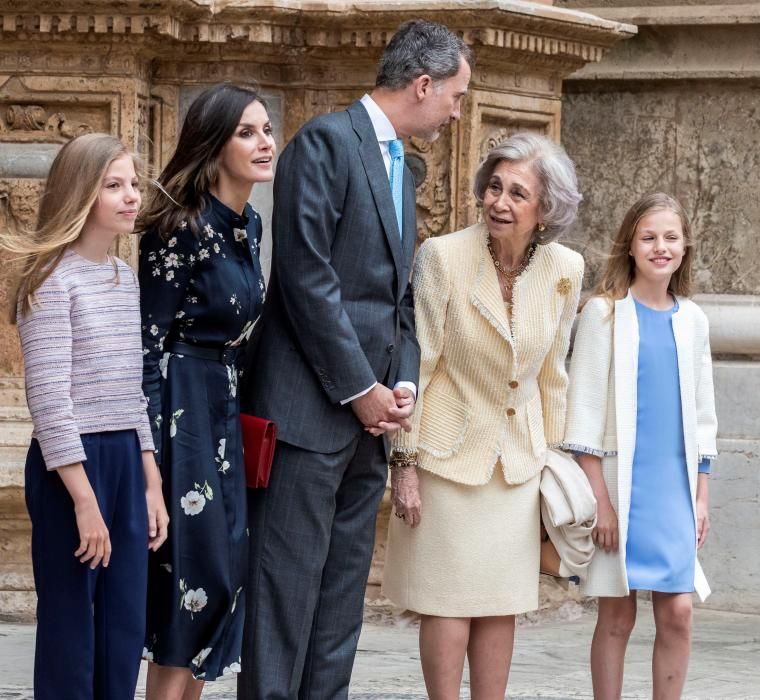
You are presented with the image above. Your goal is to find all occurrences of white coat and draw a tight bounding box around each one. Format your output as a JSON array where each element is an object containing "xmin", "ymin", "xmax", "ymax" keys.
[{"xmin": 563, "ymin": 292, "xmax": 717, "ymax": 601}]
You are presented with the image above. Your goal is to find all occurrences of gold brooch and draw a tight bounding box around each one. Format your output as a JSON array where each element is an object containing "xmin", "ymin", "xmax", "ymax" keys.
[{"xmin": 556, "ymin": 277, "xmax": 571, "ymax": 296}]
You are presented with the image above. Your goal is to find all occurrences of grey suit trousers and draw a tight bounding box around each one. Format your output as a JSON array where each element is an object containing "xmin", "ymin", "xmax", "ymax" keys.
[{"xmin": 237, "ymin": 432, "xmax": 387, "ymax": 700}]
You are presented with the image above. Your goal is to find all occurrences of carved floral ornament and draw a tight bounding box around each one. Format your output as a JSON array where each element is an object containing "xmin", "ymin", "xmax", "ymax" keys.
[{"xmin": 0, "ymin": 104, "xmax": 93, "ymax": 142}]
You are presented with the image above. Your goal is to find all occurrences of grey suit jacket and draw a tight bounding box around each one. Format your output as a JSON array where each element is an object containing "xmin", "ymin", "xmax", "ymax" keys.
[{"xmin": 248, "ymin": 100, "xmax": 420, "ymax": 454}]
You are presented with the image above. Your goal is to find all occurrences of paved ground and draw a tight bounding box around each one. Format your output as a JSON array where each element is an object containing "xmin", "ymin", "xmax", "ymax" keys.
[{"xmin": 0, "ymin": 602, "xmax": 758, "ymax": 699}]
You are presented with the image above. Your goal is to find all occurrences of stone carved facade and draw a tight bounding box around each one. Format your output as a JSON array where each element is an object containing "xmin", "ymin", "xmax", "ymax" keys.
[{"xmin": 0, "ymin": 0, "xmax": 633, "ymax": 619}]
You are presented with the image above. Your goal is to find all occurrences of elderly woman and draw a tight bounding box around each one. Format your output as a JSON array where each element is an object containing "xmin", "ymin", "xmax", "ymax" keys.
[{"xmin": 382, "ymin": 133, "xmax": 584, "ymax": 700}]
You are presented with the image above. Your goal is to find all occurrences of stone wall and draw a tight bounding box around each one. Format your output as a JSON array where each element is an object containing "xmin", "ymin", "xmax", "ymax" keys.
[{"xmin": 562, "ymin": 81, "xmax": 760, "ymax": 295}]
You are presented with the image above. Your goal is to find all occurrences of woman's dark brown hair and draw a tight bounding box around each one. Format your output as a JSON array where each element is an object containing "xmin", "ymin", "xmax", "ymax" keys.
[{"xmin": 138, "ymin": 83, "xmax": 264, "ymax": 237}]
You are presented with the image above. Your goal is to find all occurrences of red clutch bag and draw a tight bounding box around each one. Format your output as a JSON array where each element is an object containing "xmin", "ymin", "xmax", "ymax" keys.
[{"xmin": 240, "ymin": 413, "xmax": 277, "ymax": 488}]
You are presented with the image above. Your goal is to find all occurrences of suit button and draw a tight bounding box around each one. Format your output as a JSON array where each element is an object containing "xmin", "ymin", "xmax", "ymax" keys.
[
  {"xmin": 506, "ymin": 408, "xmax": 516, "ymax": 417},
  {"xmin": 509, "ymin": 380, "xmax": 519, "ymax": 389},
  {"xmin": 386, "ymin": 344, "xmax": 395, "ymax": 353}
]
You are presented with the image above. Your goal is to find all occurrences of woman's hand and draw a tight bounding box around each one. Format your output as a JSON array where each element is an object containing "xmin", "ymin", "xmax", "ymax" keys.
[
  {"xmin": 73, "ymin": 499, "xmax": 112, "ymax": 568},
  {"xmin": 391, "ymin": 465, "xmax": 422, "ymax": 528},
  {"xmin": 143, "ymin": 451, "xmax": 169, "ymax": 551},
  {"xmin": 145, "ymin": 484, "xmax": 170, "ymax": 551},
  {"xmin": 593, "ymin": 498, "xmax": 619, "ymax": 553},
  {"xmin": 577, "ymin": 453, "xmax": 618, "ymax": 553},
  {"xmin": 696, "ymin": 500, "xmax": 710, "ymax": 549},
  {"xmin": 696, "ymin": 473, "xmax": 710, "ymax": 548},
  {"xmin": 57, "ymin": 462, "xmax": 111, "ymax": 569}
]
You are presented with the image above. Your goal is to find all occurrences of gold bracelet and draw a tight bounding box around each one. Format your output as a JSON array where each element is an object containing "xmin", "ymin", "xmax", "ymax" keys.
[{"xmin": 389, "ymin": 449, "xmax": 418, "ymax": 470}]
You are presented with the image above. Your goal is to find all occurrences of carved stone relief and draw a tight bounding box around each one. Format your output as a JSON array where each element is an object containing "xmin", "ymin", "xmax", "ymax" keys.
[
  {"xmin": 0, "ymin": 103, "xmax": 97, "ymax": 142},
  {"xmin": 0, "ymin": 179, "xmax": 44, "ymax": 377},
  {"xmin": 480, "ymin": 114, "xmax": 553, "ymax": 159},
  {"xmin": 409, "ymin": 134, "xmax": 454, "ymax": 242}
]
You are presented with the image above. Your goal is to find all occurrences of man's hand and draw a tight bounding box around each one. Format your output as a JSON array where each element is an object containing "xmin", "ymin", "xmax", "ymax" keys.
[
  {"xmin": 362, "ymin": 386, "xmax": 416, "ymax": 437},
  {"xmin": 352, "ymin": 384, "xmax": 401, "ymax": 430}
]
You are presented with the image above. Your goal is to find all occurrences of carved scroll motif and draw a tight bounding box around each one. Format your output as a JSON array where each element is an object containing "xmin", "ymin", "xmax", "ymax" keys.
[
  {"xmin": 409, "ymin": 134, "xmax": 453, "ymax": 242},
  {"xmin": 482, "ymin": 126, "xmax": 518, "ymax": 155},
  {"xmin": 1, "ymin": 105, "xmax": 94, "ymax": 142}
]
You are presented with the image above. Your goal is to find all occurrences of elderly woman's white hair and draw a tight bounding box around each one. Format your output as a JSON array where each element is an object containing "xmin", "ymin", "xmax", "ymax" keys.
[{"xmin": 473, "ymin": 133, "xmax": 582, "ymax": 244}]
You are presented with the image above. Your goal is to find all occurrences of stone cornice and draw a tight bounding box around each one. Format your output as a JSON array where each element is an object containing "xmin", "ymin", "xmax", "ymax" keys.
[
  {"xmin": 578, "ymin": 4, "xmax": 760, "ymax": 26},
  {"xmin": 0, "ymin": 1, "xmax": 635, "ymax": 69},
  {"xmin": 567, "ymin": 19, "xmax": 760, "ymax": 81}
]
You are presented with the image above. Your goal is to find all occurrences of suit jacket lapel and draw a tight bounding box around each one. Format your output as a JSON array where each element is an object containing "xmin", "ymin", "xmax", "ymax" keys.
[
  {"xmin": 399, "ymin": 169, "xmax": 417, "ymax": 285},
  {"xmin": 349, "ymin": 102, "xmax": 404, "ymax": 273},
  {"xmin": 469, "ymin": 224, "xmax": 513, "ymax": 348}
]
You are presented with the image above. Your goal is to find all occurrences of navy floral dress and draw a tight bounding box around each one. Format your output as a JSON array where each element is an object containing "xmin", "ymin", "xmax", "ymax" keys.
[{"xmin": 139, "ymin": 195, "xmax": 265, "ymax": 680}]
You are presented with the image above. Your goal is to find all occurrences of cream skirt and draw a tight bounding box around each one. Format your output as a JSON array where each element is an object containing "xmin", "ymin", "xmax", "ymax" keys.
[{"xmin": 382, "ymin": 466, "xmax": 540, "ymax": 617}]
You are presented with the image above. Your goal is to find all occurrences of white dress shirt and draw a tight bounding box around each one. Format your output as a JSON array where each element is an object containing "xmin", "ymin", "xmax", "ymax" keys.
[{"xmin": 340, "ymin": 95, "xmax": 416, "ymax": 405}]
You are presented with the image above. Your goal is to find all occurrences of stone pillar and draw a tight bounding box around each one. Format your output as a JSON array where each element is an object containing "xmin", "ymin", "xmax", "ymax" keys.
[
  {"xmin": 0, "ymin": 0, "xmax": 634, "ymax": 619},
  {"xmin": 558, "ymin": 1, "xmax": 760, "ymax": 611}
]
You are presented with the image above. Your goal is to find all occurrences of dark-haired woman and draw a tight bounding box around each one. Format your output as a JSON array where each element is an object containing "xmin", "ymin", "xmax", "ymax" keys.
[{"xmin": 138, "ymin": 84, "xmax": 275, "ymax": 699}]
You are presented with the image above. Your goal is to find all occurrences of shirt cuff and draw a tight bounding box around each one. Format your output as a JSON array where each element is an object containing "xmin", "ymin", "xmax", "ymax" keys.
[
  {"xmin": 393, "ymin": 381, "xmax": 417, "ymax": 399},
  {"xmin": 340, "ymin": 382, "xmax": 377, "ymax": 405}
]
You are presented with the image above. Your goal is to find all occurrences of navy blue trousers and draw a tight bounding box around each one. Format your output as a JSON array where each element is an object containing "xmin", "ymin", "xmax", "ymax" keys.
[{"xmin": 25, "ymin": 430, "xmax": 148, "ymax": 700}]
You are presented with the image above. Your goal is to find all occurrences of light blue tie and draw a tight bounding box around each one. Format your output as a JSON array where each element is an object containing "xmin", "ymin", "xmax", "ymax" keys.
[{"xmin": 388, "ymin": 138, "xmax": 404, "ymax": 238}]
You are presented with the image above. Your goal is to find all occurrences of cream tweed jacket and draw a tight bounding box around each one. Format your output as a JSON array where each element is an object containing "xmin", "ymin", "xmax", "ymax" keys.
[
  {"xmin": 394, "ymin": 223, "xmax": 584, "ymax": 485},
  {"xmin": 563, "ymin": 293, "xmax": 718, "ymax": 601}
]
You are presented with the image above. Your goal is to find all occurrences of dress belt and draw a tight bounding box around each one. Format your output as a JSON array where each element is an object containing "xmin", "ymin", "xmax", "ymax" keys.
[{"xmin": 166, "ymin": 340, "xmax": 244, "ymax": 366}]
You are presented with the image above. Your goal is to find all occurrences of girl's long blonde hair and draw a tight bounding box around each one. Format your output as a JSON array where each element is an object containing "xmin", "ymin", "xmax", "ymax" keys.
[
  {"xmin": 0, "ymin": 133, "xmax": 130, "ymax": 322},
  {"xmin": 592, "ymin": 192, "xmax": 694, "ymax": 304}
]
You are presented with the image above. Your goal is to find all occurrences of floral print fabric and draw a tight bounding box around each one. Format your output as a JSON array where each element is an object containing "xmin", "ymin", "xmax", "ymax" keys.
[{"xmin": 140, "ymin": 195, "xmax": 264, "ymax": 680}]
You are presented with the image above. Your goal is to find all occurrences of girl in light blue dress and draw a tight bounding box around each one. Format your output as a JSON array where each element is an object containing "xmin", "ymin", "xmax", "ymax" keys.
[{"xmin": 564, "ymin": 193, "xmax": 718, "ymax": 700}]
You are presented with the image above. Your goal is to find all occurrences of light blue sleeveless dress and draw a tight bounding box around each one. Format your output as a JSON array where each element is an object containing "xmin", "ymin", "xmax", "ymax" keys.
[{"xmin": 626, "ymin": 297, "xmax": 710, "ymax": 593}]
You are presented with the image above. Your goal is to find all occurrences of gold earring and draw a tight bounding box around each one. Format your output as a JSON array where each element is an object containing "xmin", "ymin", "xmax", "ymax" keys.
[{"xmin": 538, "ymin": 223, "xmax": 546, "ymax": 232}]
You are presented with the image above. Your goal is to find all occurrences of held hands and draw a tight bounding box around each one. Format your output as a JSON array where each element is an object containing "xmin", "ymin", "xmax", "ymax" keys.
[
  {"xmin": 353, "ymin": 385, "xmax": 415, "ymax": 437},
  {"xmin": 593, "ymin": 497, "xmax": 619, "ymax": 553},
  {"xmin": 391, "ymin": 463, "xmax": 422, "ymax": 527}
]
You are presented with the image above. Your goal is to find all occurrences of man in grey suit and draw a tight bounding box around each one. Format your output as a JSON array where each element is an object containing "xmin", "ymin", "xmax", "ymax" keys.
[{"xmin": 239, "ymin": 20, "xmax": 472, "ymax": 700}]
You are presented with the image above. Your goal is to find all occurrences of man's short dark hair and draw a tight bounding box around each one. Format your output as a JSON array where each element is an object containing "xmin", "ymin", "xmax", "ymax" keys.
[{"xmin": 376, "ymin": 20, "xmax": 473, "ymax": 90}]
